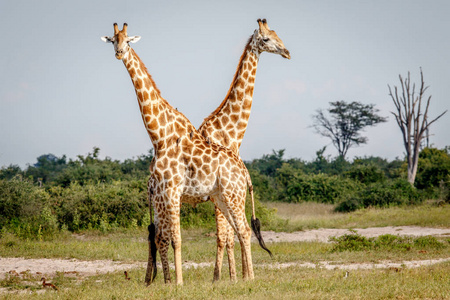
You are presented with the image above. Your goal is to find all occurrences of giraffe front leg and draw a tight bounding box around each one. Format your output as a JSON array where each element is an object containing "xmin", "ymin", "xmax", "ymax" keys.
[
  {"xmin": 169, "ymin": 211, "xmax": 183, "ymax": 285},
  {"xmin": 213, "ymin": 205, "xmax": 226, "ymax": 281},
  {"xmin": 163, "ymin": 189, "xmax": 183, "ymax": 285}
]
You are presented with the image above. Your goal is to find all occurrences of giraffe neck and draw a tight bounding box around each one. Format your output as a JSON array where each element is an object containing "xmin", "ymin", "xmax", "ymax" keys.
[
  {"xmin": 199, "ymin": 36, "xmax": 260, "ymax": 152},
  {"xmin": 122, "ymin": 48, "xmax": 193, "ymax": 153}
]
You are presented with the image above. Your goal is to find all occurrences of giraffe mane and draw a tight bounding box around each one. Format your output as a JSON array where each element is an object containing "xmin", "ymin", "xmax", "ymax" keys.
[
  {"xmin": 199, "ymin": 35, "xmax": 253, "ymax": 129},
  {"xmin": 130, "ymin": 48, "xmax": 162, "ymax": 96},
  {"xmin": 129, "ymin": 48, "xmax": 195, "ymax": 129}
]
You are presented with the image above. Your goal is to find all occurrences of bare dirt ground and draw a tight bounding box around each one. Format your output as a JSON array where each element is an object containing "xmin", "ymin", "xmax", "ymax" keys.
[
  {"xmin": 1, "ymin": 226, "xmax": 449, "ymax": 280},
  {"xmin": 259, "ymin": 225, "xmax": 450, "ymax": 243}
]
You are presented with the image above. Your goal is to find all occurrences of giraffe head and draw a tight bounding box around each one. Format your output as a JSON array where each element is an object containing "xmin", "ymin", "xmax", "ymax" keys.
[
  {"xmin": 253, "ymin": 19, "xmax": 290, "ymax": 59},
  {"xmin": 101, "ymin": 23, "xmax": 141, "ymax": 60}
]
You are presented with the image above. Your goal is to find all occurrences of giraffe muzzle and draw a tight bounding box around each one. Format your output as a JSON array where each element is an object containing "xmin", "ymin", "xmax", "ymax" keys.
[
  {"xmin": 281, "ymin": 49, "xmax": 291, "ymax": 59},
  {"xmin": 115, "ymin": 50, "xmax": 125, "ymax": 60}
]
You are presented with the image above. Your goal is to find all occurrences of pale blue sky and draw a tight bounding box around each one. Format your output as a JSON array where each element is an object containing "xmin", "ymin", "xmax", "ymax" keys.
[{"xmin": 1, "ymin": 0, "xmax": 449, "ymax": 168}]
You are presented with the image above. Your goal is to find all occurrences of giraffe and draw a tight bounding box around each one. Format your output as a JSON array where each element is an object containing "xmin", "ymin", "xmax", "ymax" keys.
[
  {"xmin": 200, "ymin": 18, "xmax": 290, "ymax": 281},
  {"xmin": 144, "ymin": 18, "xmax": 290, "ymax": 284},
  {"xmin": 101, "ymin": 23, "xmax": 270, "ymax": 285}
]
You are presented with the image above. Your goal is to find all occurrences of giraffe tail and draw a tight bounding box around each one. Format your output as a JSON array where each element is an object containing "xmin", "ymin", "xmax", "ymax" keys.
[
  {"xmin": 145, "ymin": 222, "xmax": 157, "ymax": 284},
  {"xmin": 251, "ymin": 217, "xmax": 272, "ymax": 257},
  {"xmin": 145, "ymin": 180, "xmax": 158, "ymax": 285},
  {"xmin": 247, "ymin": 172, "xmax": 273, "ymax": 258},
  {"xmin": 148, "ymin": 223, "xmax": 157, "ymax": 281}
]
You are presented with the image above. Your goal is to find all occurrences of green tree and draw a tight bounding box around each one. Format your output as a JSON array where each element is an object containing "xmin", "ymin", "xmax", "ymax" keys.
[
  {"xmin": 25, "ymin": 154, "xmax": 67, "ymax": 184},
  {"xmin": 247, "ymin": 149, "xmax": 285, "ymax": 177},
  {"xmin": 55, "ymin": 153, "xmax": 123, "ymax": 187},
  {"xmin": 308, "ymin": 146, "xmax": 329, "ymax": 173},
  {"xmin": 0, "ymin": 164, "xmax": 23, "ymax": 180},
  {"xmin": 120, "ymin": 149, "xmax": 154, "ymax": 177},
  {"xmin": 312, "ymin": 101, "xmax": 387, "ymax": 158}
]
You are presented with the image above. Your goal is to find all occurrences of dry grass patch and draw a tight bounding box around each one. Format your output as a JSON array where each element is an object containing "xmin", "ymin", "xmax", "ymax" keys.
[{"xmin": 265, "ymin": 201, "xmax": 450, "ymax": 230}]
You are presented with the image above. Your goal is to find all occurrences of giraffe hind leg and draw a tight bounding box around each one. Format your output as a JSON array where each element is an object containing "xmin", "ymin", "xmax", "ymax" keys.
[
  {"xmin": 213, "ymin": 205, "xmax": 236, "ymax": 282},
  {"xmin": 233, "ymin": 217, "xmax": 253, "ymax": 280},
  {"xmin": 225, "ymin": 219, "xmax": 236, "ymax": 281},
  {"xmin": 240, "ymin": 223, "xmax": 254, "ymax": 280},
  {"xmin": 155, "ymin": 222, "xmax": 171, "ymax": 283},
  {"xmin": 215, "ymin": 197, "xmax": 254, "ymax": 280}
]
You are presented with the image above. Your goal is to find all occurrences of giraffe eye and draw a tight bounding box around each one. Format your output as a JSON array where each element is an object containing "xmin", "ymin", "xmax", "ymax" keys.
[{"xmin": 263, "ymin": 38, "xmax": 269, "ymax": 42}]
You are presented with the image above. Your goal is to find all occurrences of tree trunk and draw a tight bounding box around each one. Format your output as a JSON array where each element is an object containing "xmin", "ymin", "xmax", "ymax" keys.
[{"xmin": 407, "ymin": 157, "xmax": 418, "ymax": 184}]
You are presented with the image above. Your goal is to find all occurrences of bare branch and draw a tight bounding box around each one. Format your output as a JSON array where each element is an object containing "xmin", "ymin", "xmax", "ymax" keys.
[
  {"xmin": 388, "ymin": 69, "xmax": 447, "ymax": 185},
  {"xmin": 423, "ymin": 109, "xmax": 448, "ymax": 131}
]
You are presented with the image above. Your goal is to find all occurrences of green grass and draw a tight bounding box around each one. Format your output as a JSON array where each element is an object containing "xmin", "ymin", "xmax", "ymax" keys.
[
  {"xmin": 0, "ymin": 228, "xmax": 218, "ymax": 262},
  {"xmin": 1, "ymin": 263, "xmax": 449, "ymax": 299},
  {"xmin": 1, "ymin": 202, "xmax": 449, "ymax": 264},
  {"xmin": 266, "ymin": 201, "xmax": 450, "ymax": 231},
  {"xmin": 2, "ymin": 228, "xmax": 449, "ymax": 265}
]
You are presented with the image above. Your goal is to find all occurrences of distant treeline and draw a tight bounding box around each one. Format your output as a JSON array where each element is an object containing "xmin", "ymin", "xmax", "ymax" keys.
[{"xmin": 0, "ymin": 146, "xmax": 449, "ymax": 238}]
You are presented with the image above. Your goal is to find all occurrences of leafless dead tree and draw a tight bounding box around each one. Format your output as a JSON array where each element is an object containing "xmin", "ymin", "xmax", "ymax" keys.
[{"xmin": 388, "ymin": 68, "xmax": 447, "ymax": 185}]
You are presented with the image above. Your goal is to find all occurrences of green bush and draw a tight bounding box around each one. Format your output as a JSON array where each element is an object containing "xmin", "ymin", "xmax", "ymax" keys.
[
  {"xmin": 415, "ymin": 147, "xmax": 450, "ymax": 189},
  {"xmin": 248, "ymin": 168, "xmax": 277, "ymax": 202},
  {"xmin": 331, "ymin": 233, "xmax": 445, "ymax": 252},
  {"xmin": 0, "ymin": 175, "xmax": 275, "ymax": 237},
  {"xmin": 51, "ymin": 180, "xmax": 148, "ymax": 231},
  {"xmin": 345, "ymin": 163, "xmax": 385, "ymax": 184},
  {"xmin": 2, "ymin": 147, "xmax": 445, "ymax": 235},
  {"xmin": 334, "ymin": 198, "xmax": 363, "ymax": 213},
  {"xmin": 180, "ymin": 201, "xmax": 216, "ymax": 229},
  {"xmin": 329, "ymin": 233, "xmax": 373, "ymax": 252},
  {"xmin": 444, "ymin": 179, "xmax": 450, "ymax": 203},
  {"xmin": 413, "ymin": 236, "xmax": 445, "ymax": 249},
  {"xmin": 336, "ymin": 179, "xmax": 424, "ymax": 212},
  {"xmin": 285, "ymin": 173, "xmax": 360, "ymax": 204},
  {"xmin": 0, "ymin": 179, "xmax": 59, "ymax": 239}
]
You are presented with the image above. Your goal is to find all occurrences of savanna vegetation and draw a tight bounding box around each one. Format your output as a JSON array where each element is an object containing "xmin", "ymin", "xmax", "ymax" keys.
[
  {"xmin": 0, "ymin": 146, "xmax": 449, "ymax": 239},
  {"xmin": 0, "ymin": 205, "xmax": 449, "ymax": 299},
  {"xmin": 1, "ymin": 146, "xmax": 449, "ymax": 298}
]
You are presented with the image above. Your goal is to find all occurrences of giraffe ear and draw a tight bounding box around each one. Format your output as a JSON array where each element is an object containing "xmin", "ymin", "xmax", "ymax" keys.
[
  {"xmin": 101, "ymin": 36, "xmax": 113, "ymax": 43},
  {"xmin": 128, "ymin": 36, "xmax": 141, "ymax": 43}
]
